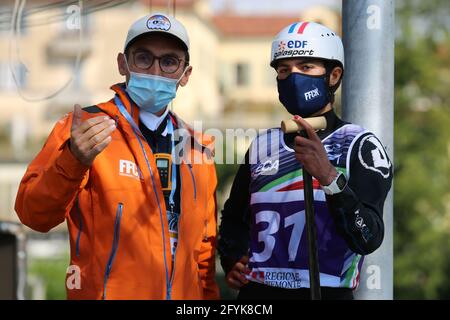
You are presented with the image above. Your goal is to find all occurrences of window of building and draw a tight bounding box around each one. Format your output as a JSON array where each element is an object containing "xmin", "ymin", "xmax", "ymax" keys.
[{"xmin": 236, "ymin": 62, "xmax": 250, "ymax": 87}]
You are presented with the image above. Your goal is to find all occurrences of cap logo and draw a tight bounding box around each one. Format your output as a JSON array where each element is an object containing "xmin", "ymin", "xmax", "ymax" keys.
[{"xmin": 146, "ymin": 14, "xmax": 171, "ymax": 31}]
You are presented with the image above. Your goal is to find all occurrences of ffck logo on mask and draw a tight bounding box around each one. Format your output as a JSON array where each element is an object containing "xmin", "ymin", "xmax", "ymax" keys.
[
  {"xmin": 119, "ymin": 160, "xmax": 143, "ymax": 180},
  {"xmin": 304, "ymin": 87, "xmax": 321, "ymax": 101}
]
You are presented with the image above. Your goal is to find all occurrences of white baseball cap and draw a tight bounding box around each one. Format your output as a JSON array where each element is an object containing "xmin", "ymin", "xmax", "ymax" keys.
[
  {"xmin": 124, "ymin": 13, "xmax": 190, "ymax": 52},
  {"xmin": 270, "ymin": 21, "xmax": 344, "ymax": 68}
]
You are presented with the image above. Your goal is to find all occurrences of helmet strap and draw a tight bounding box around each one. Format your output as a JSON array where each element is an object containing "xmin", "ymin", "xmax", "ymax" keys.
[
  {"xmin": 324, "ymin": 61, "xmax": 344, "ymax": 104},
  {"xmin": 324, "ymin": 65, "xmax": 335, "ymax": 104}
]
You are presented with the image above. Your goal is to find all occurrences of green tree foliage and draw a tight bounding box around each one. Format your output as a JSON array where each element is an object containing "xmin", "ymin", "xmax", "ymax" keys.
[
  {"xmin": 394, "ymin": 0, "xmax": 450, "ymax": 299},
  {"xmin": 29, "ymin": 256, "xmax": 69, "ymax": 300}
]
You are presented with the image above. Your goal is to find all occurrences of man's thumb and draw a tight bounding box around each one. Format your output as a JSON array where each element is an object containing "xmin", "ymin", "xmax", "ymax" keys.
[{"xmin": 72, "ymin": 104, "xmax": 83, "ymax": 129}]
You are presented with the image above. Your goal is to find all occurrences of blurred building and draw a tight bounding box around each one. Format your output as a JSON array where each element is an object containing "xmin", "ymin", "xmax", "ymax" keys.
[{"xmin": 0, "ymin": 0, "xmax": 340, "ymax": 222}]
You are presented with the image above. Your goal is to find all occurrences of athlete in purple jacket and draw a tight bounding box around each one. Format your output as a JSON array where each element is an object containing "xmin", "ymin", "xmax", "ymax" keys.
[{"xmin": 218, "ymin": 21, "xmax": 393, "ymax": 300}]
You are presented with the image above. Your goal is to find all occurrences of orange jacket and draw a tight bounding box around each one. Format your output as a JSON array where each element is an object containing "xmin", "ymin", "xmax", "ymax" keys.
[{"xmin": 15, "ymin": 84, "xmax": 220, "ymax": 300}]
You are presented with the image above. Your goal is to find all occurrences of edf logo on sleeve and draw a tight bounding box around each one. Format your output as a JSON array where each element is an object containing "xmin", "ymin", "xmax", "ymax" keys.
[{"xmin": 287, "ymin": 40, "xmax": 308, "ymax": 49}]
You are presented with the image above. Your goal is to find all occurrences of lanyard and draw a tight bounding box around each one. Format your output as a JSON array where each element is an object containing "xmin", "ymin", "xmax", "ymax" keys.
[
  {"xmin": 166, "ymin": 120, "xmax": 177, "ymax": 212},
  {"xmin": 114, "ymin": 95, "xmax": 177, "ymax": 212}
]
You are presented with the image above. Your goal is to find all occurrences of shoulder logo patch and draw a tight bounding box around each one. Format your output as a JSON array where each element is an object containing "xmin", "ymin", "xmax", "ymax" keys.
[{"xmin": 358, "ymin": 135, "xmax": 391, "ymax": 178}]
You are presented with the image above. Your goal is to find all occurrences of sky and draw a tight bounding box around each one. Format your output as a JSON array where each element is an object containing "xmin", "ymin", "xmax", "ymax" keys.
[{"xmin": 211, "ymin": 0, "xmax": 341, "ymax": 15}]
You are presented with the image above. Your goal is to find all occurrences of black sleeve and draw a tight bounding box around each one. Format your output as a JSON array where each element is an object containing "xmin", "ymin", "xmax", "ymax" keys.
[
  {"xmin": 326, "ymin": 133, "xmax": 393, "ymax": 255},
  {"xmin": 217, "ymin": 151, "xmax": 251, "ymax": 275}
]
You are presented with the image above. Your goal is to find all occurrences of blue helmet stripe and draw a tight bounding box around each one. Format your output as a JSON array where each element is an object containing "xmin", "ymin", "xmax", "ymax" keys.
[{"xmin": 288, "ymin": 23, "xmax": 298, "ymax": 34}]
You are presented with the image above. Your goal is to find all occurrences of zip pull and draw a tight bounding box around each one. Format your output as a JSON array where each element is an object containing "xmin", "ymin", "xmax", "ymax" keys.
[
  {"xmin": 186, "ymin": 163, "xmax": 197, "ymax": 201},
  {"xmin": 166, "ymin": 286, "xmax": 172, "ymax": 300},
  {"xmin": 203, "ymin": 219, "xmax": 208, "ymax": 242}
]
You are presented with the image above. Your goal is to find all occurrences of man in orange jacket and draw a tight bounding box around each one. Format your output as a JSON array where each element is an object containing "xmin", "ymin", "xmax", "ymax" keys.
[{"xmin": 15, "ymin": 13, "xmax": 219, "ymax": 300}]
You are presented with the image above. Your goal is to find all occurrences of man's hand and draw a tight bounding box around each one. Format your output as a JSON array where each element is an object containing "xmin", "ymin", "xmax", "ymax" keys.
[
  {"xmin": 225, "ymin": 255, "xmax": 250, "ymax": 290},
  {"xmin": 70, "ymin": 104, "xmax": 116, "ymax": 166},
  {"xmin": 292, "ymin": 115, "xmax": 337, "ymax": 186}
]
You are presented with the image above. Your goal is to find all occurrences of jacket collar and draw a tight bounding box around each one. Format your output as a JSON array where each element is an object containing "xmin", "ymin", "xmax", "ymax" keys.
[{"xmin": 99, "ymin": 83, "xmax": 215, "ymax": 157}]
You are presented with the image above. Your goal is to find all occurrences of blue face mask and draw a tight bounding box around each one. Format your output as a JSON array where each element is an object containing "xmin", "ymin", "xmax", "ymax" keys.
[
  {"xmin": 126, "ymin": 72, "xmax": 178, "ymax": 113},
  {"xmin": 124, "ymin": 57, "xmax": 186, "ymax": 114},
  {"xmin": 277, "ymin": 72, "xmax": 331, "ymax": 117}
]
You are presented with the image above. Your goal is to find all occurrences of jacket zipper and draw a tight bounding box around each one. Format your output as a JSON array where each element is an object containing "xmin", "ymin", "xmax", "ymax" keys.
[
  {"xmin": 75, "ymin": 198, "xmax": 82, "ymax": 257},
  {"xmin": 167, "ymin": 162, "xmax": 183, "ymax": 299},
  {"xmin": 102, "ymin": 202, "xmax": 123, "ymax": 300},
  {"xmin": 132, "ymin": 128, "xmax": 171, "ymax": 299},
  {"xmin": 115, "ymin": 96, "xmax": 172, "ymax": 299},
  {"xmin": 187, "ymin": 164, "xmax": 197, "ymax": 201}
]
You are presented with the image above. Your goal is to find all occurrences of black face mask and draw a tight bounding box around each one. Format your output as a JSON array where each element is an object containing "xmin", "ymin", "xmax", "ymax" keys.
[{"xmin": 277, "ymin": 72, "xmax": 331, "ymax": 117}]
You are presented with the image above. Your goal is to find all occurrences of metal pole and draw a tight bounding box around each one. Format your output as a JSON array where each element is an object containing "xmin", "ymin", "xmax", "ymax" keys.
[
  {"xmin": 342, "ymin": 0, "xmax": 395, "ymax": 299},
  {"xmin": 303, "ymin": 168, "xmax": 321, "ymax": 300}
]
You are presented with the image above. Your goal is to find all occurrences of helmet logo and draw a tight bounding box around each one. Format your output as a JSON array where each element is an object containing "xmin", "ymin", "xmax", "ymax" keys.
[
  {"xmin": 147, "ymin": 14, "xmax": 171, "ymax": 31},
  {"xmin": 278, "ymin": 41, "xmax": 286, "ymax": 51},
  {"xmin": 287, "ymin": 40, "xmax": 308, "ymax": 49},
  {"xmin": 288, "ymin": 22, "xmax": 309, "ymax": 34},
  {"xmin": 274, "ymin": 40, "xmax": 313, "ymax": 59}
]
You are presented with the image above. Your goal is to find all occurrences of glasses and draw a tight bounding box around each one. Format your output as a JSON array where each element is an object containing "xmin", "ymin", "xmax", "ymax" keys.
[{"xmin": 131, "ymin": 51, "xmax": 185, "ymax": 74}]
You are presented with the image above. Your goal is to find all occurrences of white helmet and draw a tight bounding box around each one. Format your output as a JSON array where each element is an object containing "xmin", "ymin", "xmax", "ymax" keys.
[{"xmin": 270, "ymin": 21, "xmax": 344, "ymax": 69}]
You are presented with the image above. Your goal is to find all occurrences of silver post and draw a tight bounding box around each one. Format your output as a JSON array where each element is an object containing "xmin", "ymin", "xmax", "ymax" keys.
[{"xmin": 342, "ymin": 0, "xmax": 395, "ymax": 300}]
